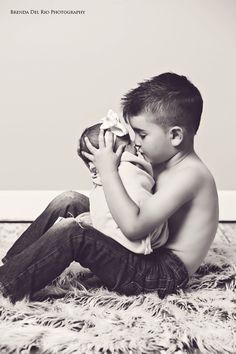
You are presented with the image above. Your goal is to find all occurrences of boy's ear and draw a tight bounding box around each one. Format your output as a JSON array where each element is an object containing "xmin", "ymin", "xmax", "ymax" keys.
[{"xmin": 169, "ymin": 126, "xmax": 184, "ymax": 147}]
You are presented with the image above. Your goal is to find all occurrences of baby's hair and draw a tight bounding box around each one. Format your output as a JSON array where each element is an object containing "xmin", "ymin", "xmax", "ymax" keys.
[
  {"xmin": 121, "ymin": 72, "xmax": 203, "ymax": 136},
  {"xmin": 77, "ymin": 123, "xmax": 129, "ymax": 167}
]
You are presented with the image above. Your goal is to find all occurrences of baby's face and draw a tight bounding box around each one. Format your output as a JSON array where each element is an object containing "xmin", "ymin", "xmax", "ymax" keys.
[{"xmin": 123, "ymin": 141, "xmax": 137, "ymax": 155}]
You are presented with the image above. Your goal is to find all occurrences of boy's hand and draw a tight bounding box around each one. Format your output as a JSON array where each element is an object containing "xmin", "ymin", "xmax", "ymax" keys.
[{"xmin": 81, "ymin": 129, "xmax": 126, "ymax": 176}]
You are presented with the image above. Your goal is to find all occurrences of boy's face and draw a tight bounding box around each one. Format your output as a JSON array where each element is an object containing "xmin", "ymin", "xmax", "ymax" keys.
[{"xmin": 129, "ymin": 112, "xmax": 174, "ymax": 166}]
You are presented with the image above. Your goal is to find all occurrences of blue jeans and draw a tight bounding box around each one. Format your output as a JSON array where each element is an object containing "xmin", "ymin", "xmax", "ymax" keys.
[{"xmin": 0, "ymin": 191, "xmax": 189, "ymax": 303}]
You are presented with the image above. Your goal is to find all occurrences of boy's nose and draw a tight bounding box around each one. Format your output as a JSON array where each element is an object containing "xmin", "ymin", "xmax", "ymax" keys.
[
  {"xmin": 135, "ymin": 145, "xmax": 141, "ymax": 154},
  {"xmin": 134, "ymin": 137, "xmax": 142, "ymax": 153},
  {"xmin": 134, "ymin": 134, "xmax": 141, "ymax": 147}
]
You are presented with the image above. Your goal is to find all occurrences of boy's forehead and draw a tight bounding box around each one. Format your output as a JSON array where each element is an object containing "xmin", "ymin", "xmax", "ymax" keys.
[{"xmin": 129, "ymin": 113, "xmax": 155, "ymax": 130}]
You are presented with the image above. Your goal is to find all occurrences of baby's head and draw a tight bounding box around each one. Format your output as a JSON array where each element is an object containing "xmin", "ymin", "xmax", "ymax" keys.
[
  {"xmin": 78, "ymin": 123, "xmax": 131, "ymax": 171},
  {"xmin": 122, "ymin": 72, "xmax": 203, "ymax": 140}
]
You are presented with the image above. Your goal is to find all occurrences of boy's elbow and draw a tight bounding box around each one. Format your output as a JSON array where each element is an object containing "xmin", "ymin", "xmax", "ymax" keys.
[{"xmin": 122, "ymin": 225, "xmax": 144, "ymax": 241}]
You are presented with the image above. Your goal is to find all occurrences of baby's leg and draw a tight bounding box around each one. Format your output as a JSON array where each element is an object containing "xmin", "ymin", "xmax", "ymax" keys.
[{"xmin": 2, "ymin": 191, "xmax": 89, "ymax": 263}]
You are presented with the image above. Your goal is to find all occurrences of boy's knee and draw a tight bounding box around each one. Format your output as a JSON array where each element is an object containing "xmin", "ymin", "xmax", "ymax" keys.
[
  {"xmin": 52, "ymin": 217, "xmax": 83, "ymax": 241},
  {"xmin": 48, "ymin": 190, "xmax": 89, "ymax": 215},
  {"xmin": 53, "ymin": 190, "xmax": 83, "ymax": 203},
  {"xmin": 51, "ymin": 217, "xmax": 84, "ymax": 254},
  {"xmin": 55, "ymin": 216, "xmax": 79, "ymax": 231}
]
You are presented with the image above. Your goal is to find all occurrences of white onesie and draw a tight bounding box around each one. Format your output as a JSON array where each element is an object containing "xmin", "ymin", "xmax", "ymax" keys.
[{"xmin": 88, "ymin": 151, "xmax": 169, "ymax": 254}]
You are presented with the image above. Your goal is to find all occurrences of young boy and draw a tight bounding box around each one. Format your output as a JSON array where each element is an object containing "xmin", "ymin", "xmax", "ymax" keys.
[
  {"xmin": 0, "ymin": 72, "xmax": 218, "ymax": 302},
  {"xmin": 82, "ymin": 72, "xmax": 219, "ymax": 277},
  {"xmin": 77, "ymin": 115, "xmax": 169, "ymax": 254}
]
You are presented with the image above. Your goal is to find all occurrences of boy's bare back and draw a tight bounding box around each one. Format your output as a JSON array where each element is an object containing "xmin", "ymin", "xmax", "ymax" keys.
[{"xmin": 155, "ymin": 152, "xmax": 219, "ymax": 276}]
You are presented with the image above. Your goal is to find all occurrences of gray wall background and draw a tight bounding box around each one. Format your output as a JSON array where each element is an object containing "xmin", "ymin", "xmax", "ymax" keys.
[{"xmin": 0, "ymin": 0, "xmax": 235, "ymax": 191}]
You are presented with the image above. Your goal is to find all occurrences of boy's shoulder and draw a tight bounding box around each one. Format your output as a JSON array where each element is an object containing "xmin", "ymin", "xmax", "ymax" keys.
[
  {"xmin": 156, "ymin": 153, "xmax": 216, "ymax": 197},
  {"xmin": 181, "ymin": 155, "xmax": 215, "ymax": 186}
]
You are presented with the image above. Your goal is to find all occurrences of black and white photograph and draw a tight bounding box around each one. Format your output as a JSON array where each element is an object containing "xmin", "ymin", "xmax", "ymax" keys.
[{"xmin": 0, "ymin": 0, "xmax": 236, "ymax": 352}]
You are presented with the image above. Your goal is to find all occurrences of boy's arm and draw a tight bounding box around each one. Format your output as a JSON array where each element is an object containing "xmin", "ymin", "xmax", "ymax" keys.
[
  {"xmin": 82, "ymin": 130, "xmax": 200, "ymax": 240},
  {"xmin": 100, "ymin": 167, "xmax": 200, "ymax": 240}
]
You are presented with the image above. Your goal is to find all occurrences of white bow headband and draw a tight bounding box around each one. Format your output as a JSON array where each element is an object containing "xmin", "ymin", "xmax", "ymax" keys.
[{"xmin": 100, "ymin": 109, "xmax": 128, "ymax": 137}]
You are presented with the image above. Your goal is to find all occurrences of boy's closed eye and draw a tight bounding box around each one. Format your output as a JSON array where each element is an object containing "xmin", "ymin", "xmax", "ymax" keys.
[
  {"xmin": 139, "ymin": 133, "xmax": 146, "ymax": 139},
  {"xmin": 132, "ymin": 128, "xmax": 147, "ymax": 138}
]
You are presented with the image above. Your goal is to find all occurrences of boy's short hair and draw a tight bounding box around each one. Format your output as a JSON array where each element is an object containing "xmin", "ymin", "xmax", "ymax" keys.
[
  {"xmin": 78, "ymin": 123, "xmax": 129, "ymax": 166},
  {"xmin": 121, "ymin": 72, "xmax": 203, "ymax": 136}
]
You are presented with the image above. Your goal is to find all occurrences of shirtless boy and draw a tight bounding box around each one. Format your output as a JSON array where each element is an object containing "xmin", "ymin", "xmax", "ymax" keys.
[
  {"xmin": 0, "ymin": 72, "xmax": 219, "ymax": 302},
  {"xmin": 82, "ymin": 72, "xmax": 219, "ymax": 278}
]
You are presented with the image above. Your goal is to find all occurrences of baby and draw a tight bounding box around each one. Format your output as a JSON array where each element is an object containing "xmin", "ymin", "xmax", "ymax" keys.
[{"xmin": 77, "ymin": 110, "xmax": 169, "ymax": 254}]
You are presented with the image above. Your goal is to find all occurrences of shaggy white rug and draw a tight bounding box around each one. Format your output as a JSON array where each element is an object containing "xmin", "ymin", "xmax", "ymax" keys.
[{"xmin": 0, "ymin": 223, "xmax": 235, "ymax": 354}]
